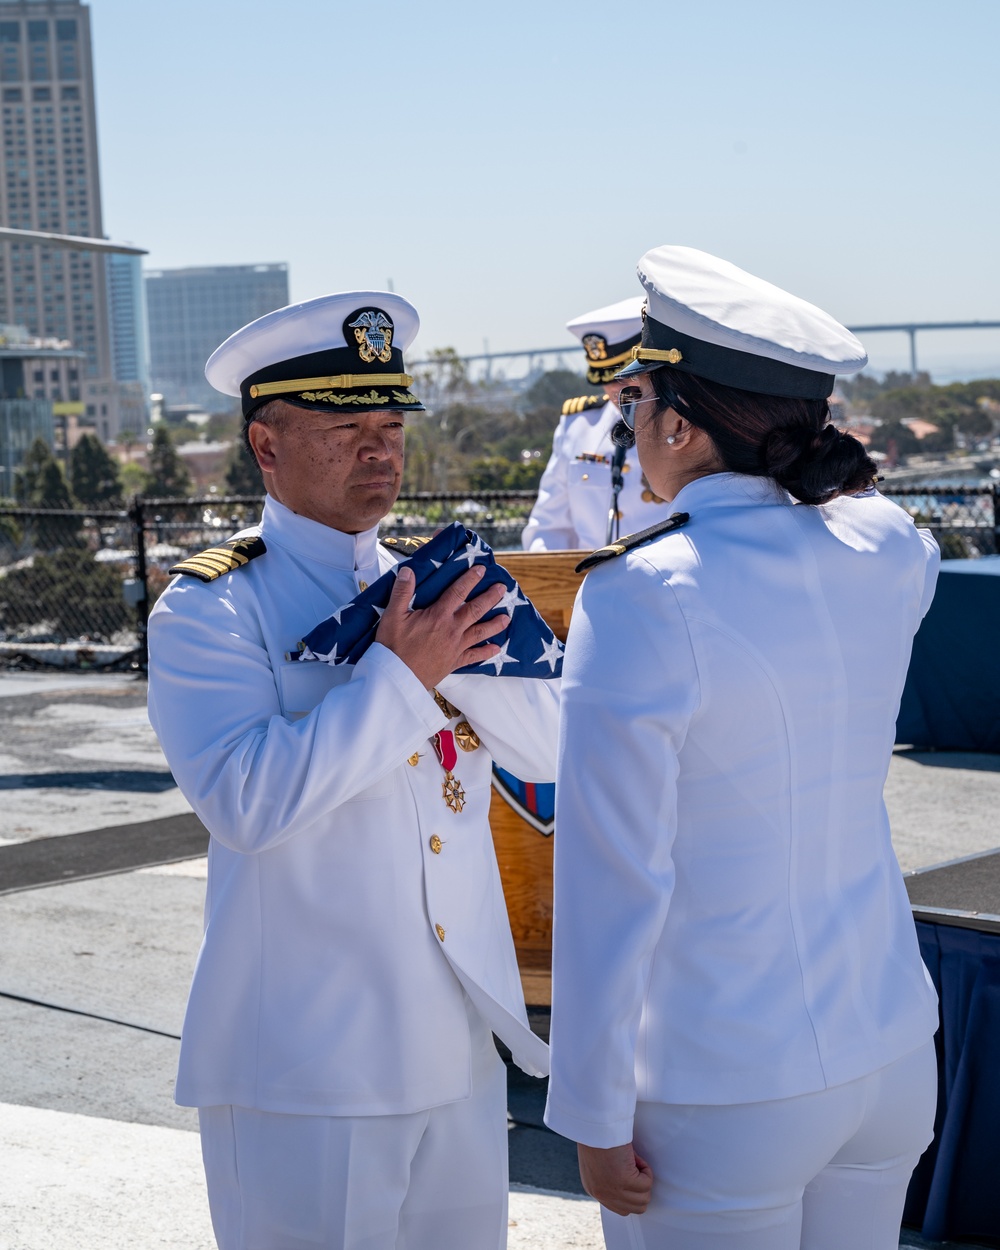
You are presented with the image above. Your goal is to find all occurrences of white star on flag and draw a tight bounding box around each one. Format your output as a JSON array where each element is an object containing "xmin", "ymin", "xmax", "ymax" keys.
[
  {"xmin": 454, "ymin": 534, "xmax": 489, "ymax": 569},
  {"xmin": 479, "ymin": 638, "xmax": 515, "ymax": 675},
  {"xmin": 309, "ymin": 642, "xmax": 338, "ymax": 663},
  {"xmin": 495, "ymin": 583, "xmax": 527, "ymax": 615},
  {"xmin": 466, "ymin": 533, "xmax": 489, "ymax": 561},
  {"xmin": 535, "ymin": 635, "xmax": 563, "ymax": 673}
]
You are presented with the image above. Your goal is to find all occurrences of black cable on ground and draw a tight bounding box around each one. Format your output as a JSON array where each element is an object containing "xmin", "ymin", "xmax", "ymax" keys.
[{"xmin": 0, "ymin": 989, "xmax": 181, "ymax": 1040}]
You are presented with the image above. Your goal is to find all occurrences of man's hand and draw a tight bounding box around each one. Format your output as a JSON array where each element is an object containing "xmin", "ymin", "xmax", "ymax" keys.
[
  {"xmin": 375, "ymin": 564, "xmax": 510, "ymax": 690},
  {"xmin": 578, "ymin": 1142, "xmax": 654, "ymax": 1217}
]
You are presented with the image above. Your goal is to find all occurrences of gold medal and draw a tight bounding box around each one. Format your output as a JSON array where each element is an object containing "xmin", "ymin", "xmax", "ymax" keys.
[
  {"xmin": 441, "ymin": 772, "xmax": 466, "ymax": 814},
  {"xmin": 455, "ymin": 721, "xmax": 480, "ymax": 752}
]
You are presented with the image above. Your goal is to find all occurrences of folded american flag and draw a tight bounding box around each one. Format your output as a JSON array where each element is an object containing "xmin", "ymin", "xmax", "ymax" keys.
[{"xmin": 296, "ymin": 523, "xmax": 563, "ymax": 679}]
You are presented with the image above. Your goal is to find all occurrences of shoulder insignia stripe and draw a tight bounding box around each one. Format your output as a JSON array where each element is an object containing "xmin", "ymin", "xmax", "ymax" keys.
[
  {"xmin": 381, "ymin": 535, "xmax": 432, "ymax": 554},
  {"xmin": 575, "ymin": 512, "xmax": 690, "ymax": 573},
  {"xmin": 169, "ymin": 536, "xmax": 267, "ymax": 582},
  {"xmin": 561, "ymin": 393, "xmax": 608, "ymax": 416}
]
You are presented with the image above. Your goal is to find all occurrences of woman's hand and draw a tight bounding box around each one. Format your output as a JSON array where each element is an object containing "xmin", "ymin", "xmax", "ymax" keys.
[{"xmin": 577, "ymin": 1142, "xmax": 654, "ymax": 1217}]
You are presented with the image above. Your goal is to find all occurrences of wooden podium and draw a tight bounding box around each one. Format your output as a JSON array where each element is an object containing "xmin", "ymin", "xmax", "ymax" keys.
[{"xmin": 488, "ymin": 551, "xmax": 587, "ymax": 1006}]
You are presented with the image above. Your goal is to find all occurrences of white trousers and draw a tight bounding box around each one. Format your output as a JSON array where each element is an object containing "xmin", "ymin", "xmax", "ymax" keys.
[
  {"xmin": 602, "ymin": 1039, "xmax": 937, "ymax": 1250},
  {"xmin": 198, "ymin": 1007, "xmax": 509, "ymax": 1250}
]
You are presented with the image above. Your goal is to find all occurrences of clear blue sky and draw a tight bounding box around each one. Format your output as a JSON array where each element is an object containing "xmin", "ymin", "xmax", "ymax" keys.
[{"xmin": 89, "ymin": 0, "xmax": 1000, "ymax": 379}]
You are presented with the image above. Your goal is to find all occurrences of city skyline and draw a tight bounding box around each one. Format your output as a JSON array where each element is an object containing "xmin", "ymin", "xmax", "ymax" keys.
[
  {"xmin": 79, "ymin": 0, "xmax": 1000, "ymax": 380},
  {"xmin": 0, "ymin": 0, "xmax": 149, "ymax": 441}
]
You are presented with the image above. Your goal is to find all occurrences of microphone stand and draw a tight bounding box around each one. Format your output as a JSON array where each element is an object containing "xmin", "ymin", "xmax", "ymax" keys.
[{"xmin": 606, "ymin": 441, "xmax": 627, "ymax": 546}]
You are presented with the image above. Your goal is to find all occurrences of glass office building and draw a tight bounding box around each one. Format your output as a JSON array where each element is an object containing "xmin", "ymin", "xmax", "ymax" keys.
[{"xmin": 146, "ymin": 263, "xmax": 290, "ymax": 409}]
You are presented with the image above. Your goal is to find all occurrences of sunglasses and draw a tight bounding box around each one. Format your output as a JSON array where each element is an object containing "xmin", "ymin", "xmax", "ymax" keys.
[{"xmin": 618, "ymin": 386, "xmax": 662, "ymax": 431}]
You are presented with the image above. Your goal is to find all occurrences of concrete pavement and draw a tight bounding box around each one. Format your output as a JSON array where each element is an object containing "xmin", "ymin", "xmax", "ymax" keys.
[{"xmin": 2, "ymin": 670, "xmax": 998, "ymax": 1249}]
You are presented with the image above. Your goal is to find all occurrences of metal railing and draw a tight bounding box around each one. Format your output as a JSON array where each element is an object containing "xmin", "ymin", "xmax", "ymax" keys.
[{"xmin": 1, "ymin": 484, "xmax": 997, "ymax": 671}]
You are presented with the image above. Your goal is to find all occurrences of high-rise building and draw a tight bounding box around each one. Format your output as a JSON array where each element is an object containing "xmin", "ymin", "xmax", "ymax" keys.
[
  {"xmin": 0, "ymin": 0, "xmax": 128, "ymax": 442},
  {"xmin": 106, "ymin": 250, "xmax": 149, "ymax": 435},
  {"xmin": 146, "ymin": 263, "xmax": 289, "ymax": 409},
  {"xmin": 0, "ymin": 320, "xmax": 81, "ymax": 494}
]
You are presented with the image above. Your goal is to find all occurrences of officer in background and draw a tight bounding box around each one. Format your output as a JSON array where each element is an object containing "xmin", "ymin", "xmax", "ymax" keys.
[
  {"xmin": 147, "ymin": 291, "xmax": 558, "ymax": 1250},
  {"xmin": 521, "ymin": 296, "xmax": 676, "ymax": 550}
]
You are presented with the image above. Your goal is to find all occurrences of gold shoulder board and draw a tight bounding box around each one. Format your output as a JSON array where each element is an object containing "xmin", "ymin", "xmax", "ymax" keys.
[
  {"xmin": 169, "ymin": 535, "xmax": 267, "ymax": 582},
  {"xmin": 561, "ymin": 393, "xmax": 608, "ymax": 417},
  {"xmin": 575, "ymin": 512, "xmax": 690, "ymax": 574},
  {"xmin": 381, "ymin": 535, "xmax": 432, "ymax": 555}
]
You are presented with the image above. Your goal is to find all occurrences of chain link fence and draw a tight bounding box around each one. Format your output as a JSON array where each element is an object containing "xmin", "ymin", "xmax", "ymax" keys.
[
  {"xmin": 881, "ymin": 485, "xmax": 998, "ymax": 559},
  {"xmin": 0, "ymin": 502, "xmax": 140, "ymax": 668},
  {"xmin": 1, "ymin": 485, "xmax": 997, "ymax": 671}
]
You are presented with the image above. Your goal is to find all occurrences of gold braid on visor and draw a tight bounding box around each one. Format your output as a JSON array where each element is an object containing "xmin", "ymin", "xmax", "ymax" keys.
[
  {"xmin": 629, "ymin": 347, "xmax": 684, "ymax": 365},
  {"xmin": 249, "ymin": 373, "xmax": 414, "ymax": 399}
]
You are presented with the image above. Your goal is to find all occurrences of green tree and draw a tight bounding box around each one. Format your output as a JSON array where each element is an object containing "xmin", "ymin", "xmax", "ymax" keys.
[
  {"xmin": 224, "ymin": 438, "xmax": 263, "ymax": 494},
  {"xmin": 206, "ymin": 408, "xmax": 242, "ymax": 444},
  {"xmin": 0, "ymin": 512, "xmax": 21, "ymax": 554},
  {"xmin": 14, "ymin": 437, "xmax": 74, "ymax": 508},
  {"xmin": 69, "ymin": 433, "xmax": 122, "ymax": 506},
  {"xmin": 12, "ymin": 438, "xmax": 80, "ymax": 546},
  {"xmin": 523, "ymin": 368, "xmax": 600, "ymax": 412},
  {"xmin": 0, "ymin": 547, "xmax": 130, "ymax": 641},
  {"xmin": 865, "ymin": 420, "xmax": 921, "ymax": 458},
  {"xmin": 119, "ymin": 461, "xmax": 151, "ymax": 498},
  {"xmin": 468, "ymin": 455, "xmax": 546, "ymax": 491},
  {"xmin": 146, "ymin": 426, "xmax": 191, "ymax": 498}
]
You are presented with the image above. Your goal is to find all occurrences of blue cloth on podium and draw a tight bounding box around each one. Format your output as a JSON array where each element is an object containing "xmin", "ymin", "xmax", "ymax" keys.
[
  {"xmin": 897, "ymin": 556, "xmax": 1000, "ymax": 750},
  {"xmin": 904, "ymin": 921, "xmax": 1000, "ymax": 1244},
  {"xmin": 297, "ymin": 522, "xmax": 564, "ymax": 680}
]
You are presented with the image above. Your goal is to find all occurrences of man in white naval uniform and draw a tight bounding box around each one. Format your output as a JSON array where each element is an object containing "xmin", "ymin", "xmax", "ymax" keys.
[
  {"xmin": 147, "ymin": 291, "xmax": 557, "ymax": 1250},
  {"xmin": 521, "ymin": 296, "xmax": 676, "ymax": 551}
]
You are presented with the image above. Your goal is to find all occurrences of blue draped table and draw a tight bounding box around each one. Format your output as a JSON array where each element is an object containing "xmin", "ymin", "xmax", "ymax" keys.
[
  {"xmin": 904, "ymin": 917, "xmax": 1000, "ymax": 1244},
  {"xmin": 898, "ymin": 556, "xmax": 1000, "ymax": 751}
]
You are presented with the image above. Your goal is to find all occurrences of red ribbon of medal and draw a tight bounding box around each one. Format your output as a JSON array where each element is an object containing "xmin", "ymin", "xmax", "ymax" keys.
[{"xmin": 433, "ymin": 730, "xmax": 466, "ymax": 814}]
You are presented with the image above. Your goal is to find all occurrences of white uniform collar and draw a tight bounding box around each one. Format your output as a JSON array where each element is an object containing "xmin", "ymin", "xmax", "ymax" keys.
[
  {"xmin": 259, "ymin": 495, "xmax": 381, "ymax": 571},
  {"xmin": 668, "ymin": 471, "xmax": 789, "ymax": 516}
]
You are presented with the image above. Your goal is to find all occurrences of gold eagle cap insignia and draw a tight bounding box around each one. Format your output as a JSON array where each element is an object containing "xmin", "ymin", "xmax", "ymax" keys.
[
  {"xmin": 582, "ymin": 334, "xmax": 608, "ymax": 362},
  {"xmin": 348, "ymin": 309, "xmax": 394, "ymax": 365}
]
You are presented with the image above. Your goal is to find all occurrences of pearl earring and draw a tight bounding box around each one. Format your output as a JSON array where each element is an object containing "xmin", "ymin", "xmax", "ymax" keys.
[{"xmin": 666, "ymin": 435, "xmax": 676, "ymax": 444}]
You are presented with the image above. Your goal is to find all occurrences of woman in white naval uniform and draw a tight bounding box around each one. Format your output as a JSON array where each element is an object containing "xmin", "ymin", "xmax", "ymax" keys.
[
  {"xmin": 545, "ymin": 246, "xmax": 940, "ymax": 1250},
  {"xmin": 522, "ymin": 297, "xmax": 676, "ymax": 551}
]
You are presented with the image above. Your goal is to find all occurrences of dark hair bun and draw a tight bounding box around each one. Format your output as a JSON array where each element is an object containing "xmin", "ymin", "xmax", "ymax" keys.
[{"xmin": 762, "ymin": 423, "xmax": 877, "ymax": 505}]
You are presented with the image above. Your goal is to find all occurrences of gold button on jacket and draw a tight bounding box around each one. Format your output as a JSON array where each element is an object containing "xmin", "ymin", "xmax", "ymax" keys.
[
  {"xmin": 429, "ymin": 834, "xmax": 443, "ymax": 854},
  {"xmin": 435, "ymin": 924, "xmax": 446, "ymax": 942}
]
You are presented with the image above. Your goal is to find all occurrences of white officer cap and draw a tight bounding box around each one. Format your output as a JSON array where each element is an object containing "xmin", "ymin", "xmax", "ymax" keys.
[
  {"xmin": 205, "ymin": 290, "xmax": 424, "ymax": 419},
  {"xmin": 616, "ymin": 246, "xmax": 867, "ymax": 399},
  {"xmin": 566, "ymin": 296, "xmax": 645, "ymax": 385}
]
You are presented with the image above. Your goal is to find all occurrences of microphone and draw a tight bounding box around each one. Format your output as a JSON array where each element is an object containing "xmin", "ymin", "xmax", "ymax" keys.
[{"xmin": 611, "ymin": 418, "xmax": 635, "ymax": 449}]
